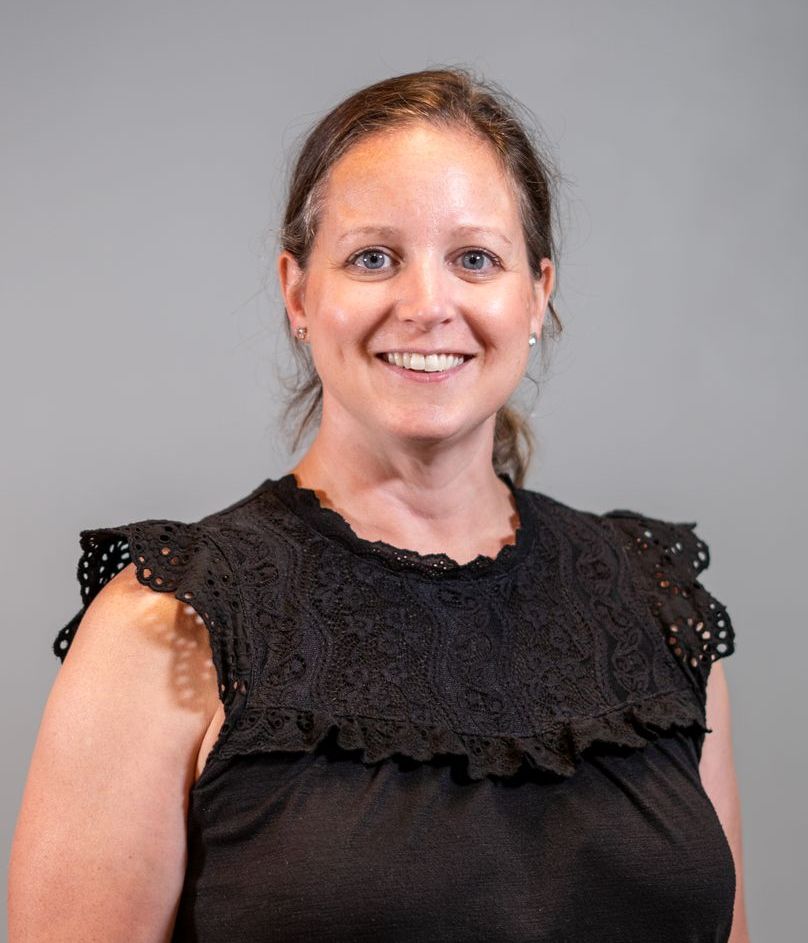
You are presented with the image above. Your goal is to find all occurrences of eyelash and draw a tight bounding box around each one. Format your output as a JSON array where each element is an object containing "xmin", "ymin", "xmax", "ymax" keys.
[{"xmin": 346, "ymin": 247, "xmax": 503, "ymax": 273}]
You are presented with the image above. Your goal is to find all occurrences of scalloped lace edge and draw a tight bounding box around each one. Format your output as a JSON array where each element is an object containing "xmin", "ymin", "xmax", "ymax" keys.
[
  {"xmin": 213, "ymin": 686, "xmax": 709, "ymax": 781},
  {"xmin": 275, "ymin": 473, "xmax": 533, "ymax": 576}
]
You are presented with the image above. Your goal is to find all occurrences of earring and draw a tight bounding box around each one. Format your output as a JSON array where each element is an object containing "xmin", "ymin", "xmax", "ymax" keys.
[
  {"xmin": 295, "ymin": 326, "xmax": 308, "ymax": 341},
  {"xmin": 528, "ymin": 332, "xmax": 537, "ymax": 347}
]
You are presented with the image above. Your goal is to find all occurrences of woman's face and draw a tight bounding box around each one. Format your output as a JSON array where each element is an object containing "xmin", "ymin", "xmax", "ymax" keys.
[{"xmin": 278, "ymin": 122, "xmax": 554, "ymax": 453}]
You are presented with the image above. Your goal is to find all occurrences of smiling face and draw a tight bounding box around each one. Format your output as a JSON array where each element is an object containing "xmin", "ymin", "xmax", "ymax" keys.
[{"xmin": 278, "ymin": 121, "xmax": 554, "ymax": 456}]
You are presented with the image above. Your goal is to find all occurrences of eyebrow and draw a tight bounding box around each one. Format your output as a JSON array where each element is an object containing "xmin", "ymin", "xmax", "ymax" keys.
[{"xmin": 336, "ymin": 224, "xmax": 513, "ymax": 248}]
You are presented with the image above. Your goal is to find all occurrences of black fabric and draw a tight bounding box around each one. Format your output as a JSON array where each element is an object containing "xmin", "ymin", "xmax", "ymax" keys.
[{"xmin": 55, "ymin": 472, "xmax": 737, "ymax": 942}]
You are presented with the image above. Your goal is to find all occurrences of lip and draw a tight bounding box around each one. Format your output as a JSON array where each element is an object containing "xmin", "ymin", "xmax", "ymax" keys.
[
  {"xmin": 375, "ymin": 353, "xmax": 473, "ymax": 383},
  {"xmin": 377, "ymin": 350, "xmax": 475, "ymax": 357}
]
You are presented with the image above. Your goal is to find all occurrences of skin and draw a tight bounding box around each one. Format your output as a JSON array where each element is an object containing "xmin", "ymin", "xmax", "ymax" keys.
[
  {"xmin": 702, "ymin": 660, "xmax": 751, "ymax": 940},
  {"xmin": 279, "ymin": 121, "xmax": 750, "ymax": 938},
  {"xmin": 278, "ymin": 122, "xmax": 554, "ymax": 563},
  {"xmin": 8, "ymin": 121, "xmax": 749, "ymax": 941},
  {"xmin": 8, "ymin": 567, "xmax": 220, "ymax": 941}
]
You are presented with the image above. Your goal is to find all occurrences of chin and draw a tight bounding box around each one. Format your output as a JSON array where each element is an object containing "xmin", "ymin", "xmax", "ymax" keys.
[{"xmin": 375, "ymin": 414, "xmax": 474, "ymax": 446}]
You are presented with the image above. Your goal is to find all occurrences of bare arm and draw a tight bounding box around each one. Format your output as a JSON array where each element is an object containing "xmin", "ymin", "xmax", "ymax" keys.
[
  {"xmin": 700, "ymin": 660, "xmax": 751, "ymax": 942},
  {"xmin": 8, "ymin": 564, "xmax": 221, "ymax": 942}
]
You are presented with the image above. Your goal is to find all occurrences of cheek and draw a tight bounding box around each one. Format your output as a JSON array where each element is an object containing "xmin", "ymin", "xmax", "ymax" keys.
[
  {"xmin": 311, "ymin": 277, "xmax": 384, "ymax": 334},
  {"xmin": 471, "ymin": 287, "xmax": 530, "ymax": 344},
  {"xmin": 324, "ymin": 303, "xmax": 358, "ymax": 334}
]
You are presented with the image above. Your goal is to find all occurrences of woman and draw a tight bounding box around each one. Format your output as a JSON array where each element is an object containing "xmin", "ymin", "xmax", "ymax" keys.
[{"xmin": 9, "ymin": 68, "xmax": 749, "ymax": 941}]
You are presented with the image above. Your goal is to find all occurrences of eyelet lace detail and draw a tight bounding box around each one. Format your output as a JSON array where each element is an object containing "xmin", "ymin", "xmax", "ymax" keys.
[
  {"xmin": 53, "ymin": 484, "xmax": 736, "ymax": 782},
  {"xmin": 54, "ymin": 521, "xmax": 250, "ymax": 752},
  {"xmin": 602, "ymin": 509, "xmax": 736, "ymax": 700}
]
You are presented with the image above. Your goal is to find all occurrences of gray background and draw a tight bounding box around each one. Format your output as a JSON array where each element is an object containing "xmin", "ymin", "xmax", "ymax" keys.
[{"xmin": 3, "ymin": 1, "xmax": 804, "ymax": 938}]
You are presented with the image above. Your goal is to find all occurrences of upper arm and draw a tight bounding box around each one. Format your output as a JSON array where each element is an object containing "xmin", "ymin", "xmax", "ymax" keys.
[
  {"xmin": 700, "ymin": 660, "xmax": 734, "ymax": 787},
  {"xmin": 9, "ymin": 563, "xmax": 222, "ymax": 943},
  {"xmin": 700, "ymin": 661, "xmax": 750, "ymax": 941}
]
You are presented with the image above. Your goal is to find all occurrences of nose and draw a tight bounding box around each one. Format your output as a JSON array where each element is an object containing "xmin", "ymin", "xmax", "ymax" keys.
[{"xmin": 394, "ymin": 253, "xmax": 454, "ymax": 328}]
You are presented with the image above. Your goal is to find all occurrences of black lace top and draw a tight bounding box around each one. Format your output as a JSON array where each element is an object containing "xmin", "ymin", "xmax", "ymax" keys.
[{"xmin": 54, "ymin": 472, "xmax": 738, "ymax": 942}]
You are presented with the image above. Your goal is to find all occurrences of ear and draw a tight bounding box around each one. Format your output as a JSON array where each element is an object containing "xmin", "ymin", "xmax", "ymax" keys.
[
  {"xmin": 530, "ymin": 259, "xmax": 556, "ymax": 339},
  {"xmin": 278, "ymin": 250, "xmax": 307, "ymax": 331}
]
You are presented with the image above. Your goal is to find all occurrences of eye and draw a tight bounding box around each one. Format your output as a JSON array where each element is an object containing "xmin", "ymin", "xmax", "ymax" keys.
[
  {"xmin": 457, "ymin": 249, "xmax": 501, "ymax": 272},
  {"xmin": 348, "ymin": 248, "xmax": 393, "ymax": 272},
  {"xmin": 346, "ymin": 246, "xmax": 502, "ymax": 275}
]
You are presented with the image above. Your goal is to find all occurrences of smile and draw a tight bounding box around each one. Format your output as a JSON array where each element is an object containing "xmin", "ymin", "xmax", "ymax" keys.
[
  {"xmin": 381, "ymin": 351, "xmax": 468, "ymax": 372},
  {"xmin": 375, "ymin": 352, "xmax": 474, "ymax": 383}
]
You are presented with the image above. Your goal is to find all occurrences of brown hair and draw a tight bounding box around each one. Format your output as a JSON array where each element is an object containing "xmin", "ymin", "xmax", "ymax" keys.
[{"xmin": 277, "ymin": 66, "xmax": 564, "ymax": 487}]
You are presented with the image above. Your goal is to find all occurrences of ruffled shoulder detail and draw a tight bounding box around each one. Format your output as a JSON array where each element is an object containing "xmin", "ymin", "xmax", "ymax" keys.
[
  {"xmin": 601, "ymin": 508, "xmax": 736, "ymax": 701},
  {"xmin": 53, "ymin": 482, "xmax": 736, "ymax": 784},
  {"xmin": 54, "ymin": 519, "xmax": 251, "ymax": 720}
]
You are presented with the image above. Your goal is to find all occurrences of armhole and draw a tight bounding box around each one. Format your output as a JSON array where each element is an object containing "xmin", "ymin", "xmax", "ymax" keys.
[{"xmin": 54, "ymin": 520, "xmax": 252, "ymax": 776}]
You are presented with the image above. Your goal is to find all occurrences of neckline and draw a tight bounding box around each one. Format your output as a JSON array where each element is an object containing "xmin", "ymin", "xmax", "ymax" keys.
[{"xmin": 268, "ymin": 470, "xmax": 538, "ymax": 580}]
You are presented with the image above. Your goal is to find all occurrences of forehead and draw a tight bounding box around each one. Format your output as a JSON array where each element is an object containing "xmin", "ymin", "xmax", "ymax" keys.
[{"xmin": 317, "ymin": 123, "xmax": 521, "ymax": 232}]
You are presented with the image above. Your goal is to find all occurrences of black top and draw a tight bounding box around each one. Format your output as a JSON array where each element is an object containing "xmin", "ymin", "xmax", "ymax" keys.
[{"xmin": 54, "ymin": 472, "xmax": 738, "ymax": 942}]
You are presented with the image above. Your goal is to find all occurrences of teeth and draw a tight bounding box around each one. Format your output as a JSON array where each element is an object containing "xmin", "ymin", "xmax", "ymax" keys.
[{"xmin": 383, "ymin": 352, "xmax": 466, "ymax": 372}]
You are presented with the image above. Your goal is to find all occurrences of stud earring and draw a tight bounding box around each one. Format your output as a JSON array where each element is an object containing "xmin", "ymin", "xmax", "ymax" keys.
[
  {"xmin": 528, "ymin": 332, "xmax": 537, "ymax": 347},
  {"xmin": 295, "ymin": 326, "xmax": 308, "ymax": 341}
]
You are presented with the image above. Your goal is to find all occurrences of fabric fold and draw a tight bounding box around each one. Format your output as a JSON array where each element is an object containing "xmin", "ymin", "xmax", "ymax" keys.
[{"xmin": 210, "ymin": 685, "xmax": 709, "ymax": 781}]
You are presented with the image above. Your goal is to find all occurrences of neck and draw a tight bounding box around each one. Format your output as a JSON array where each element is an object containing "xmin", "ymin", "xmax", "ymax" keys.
[{"xmin": 289, "ymin": 435, "xmax": 520, "ymax": 564}]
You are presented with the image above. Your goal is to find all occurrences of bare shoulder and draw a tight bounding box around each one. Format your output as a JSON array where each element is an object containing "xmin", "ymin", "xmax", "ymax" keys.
[
  {"xmin": 74, "ymin": 561, "xmax": 220, "ymax": 699},
  {"xmin": 51, "ymin": 561, "xmax": 223, "ymax": 749},
  {"xmin": 8, "ymin": 562, "xmax": 222, "ymax": 940}
]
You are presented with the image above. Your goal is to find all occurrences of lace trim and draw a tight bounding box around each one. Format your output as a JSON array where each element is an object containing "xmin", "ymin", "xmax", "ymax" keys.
[
  {"xmin": 270, "ymin": 471, "xmax": 537, "ymax": 579},
  {"xmin": 53, "ymin": 491, "xmax": 735, "ymax": 783},
  {"xmin": 54, "ymin": 521, "xmax": 251, "ymax": 718},
  {"xmin": 602, "ymin": 510, "xmax": 736, "ymax": 698},
  {"xmin": 209, "ymin": 686, "xmax": 708, "ymax": 781}
]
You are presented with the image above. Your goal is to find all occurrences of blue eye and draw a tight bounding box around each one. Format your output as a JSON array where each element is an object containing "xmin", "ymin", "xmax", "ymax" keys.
[
  {"xmin": 351, "ymin": 249, "xmax": 390, "ymax": 271},
  {"xmin": 460, "ymin": 249, "xmax": 497, "ymax": 271},
  {"xmin": 347, "ymin": 246, "xmax": 500, "ymax": 274}
]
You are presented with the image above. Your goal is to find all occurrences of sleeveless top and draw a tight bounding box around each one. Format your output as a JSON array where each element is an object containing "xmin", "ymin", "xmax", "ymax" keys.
[{"xmin": 54, "ymin": 472, "xmax": 738, "ymax": 942}]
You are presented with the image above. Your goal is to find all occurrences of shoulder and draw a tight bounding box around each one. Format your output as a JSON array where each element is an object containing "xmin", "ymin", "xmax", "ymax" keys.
[
  {"xmin": 53, "ymin": 479, "xmax": 275, "ymax": 722},
  {"xmin": 85, "ymin": 555, "xmax": 216, "ymax": 637},
  {"xmin": 520, "ymin": 486, "xmax": 737, "ymax": 690},
  {"xmin": 522, "ymin": 484, "xmax": 715, "ymax": 572},
  {"xmin": 58, "ymin": 560, "xmax": 219, "ymax": 721},
  {"xmin": 60, "ymin": 476, "xmax": 271, "ymax": 621},
  {"xmin": 599, "ymin": 505, "xmax": 708, "ymax": 565},
  {"xmin": 600, "ymin": 503, "xmax": 736, "ymax": 694}
]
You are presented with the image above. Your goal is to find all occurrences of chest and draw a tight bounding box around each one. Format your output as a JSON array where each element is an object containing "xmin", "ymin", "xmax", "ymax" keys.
[{"xmin": 174, "ymin": 729, "xmax": 735, "ymax": 943}]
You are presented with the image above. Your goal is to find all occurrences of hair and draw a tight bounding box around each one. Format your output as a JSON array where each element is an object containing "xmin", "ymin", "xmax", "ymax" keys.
[{"xmin": 277, "ymin": 66, "xmax": 565, "ymax": 487}]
